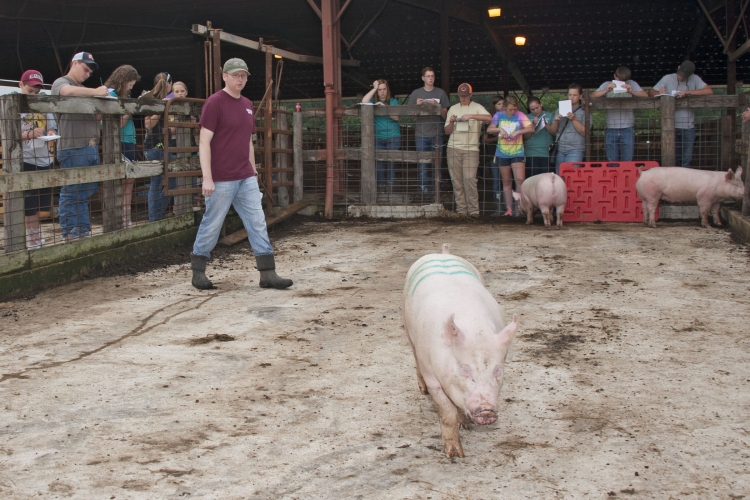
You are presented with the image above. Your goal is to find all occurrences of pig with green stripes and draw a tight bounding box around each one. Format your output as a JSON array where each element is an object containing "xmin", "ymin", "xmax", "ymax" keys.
[{"xmin": 403, "ymin": 244, "xmax": 518, "ymax": 458}]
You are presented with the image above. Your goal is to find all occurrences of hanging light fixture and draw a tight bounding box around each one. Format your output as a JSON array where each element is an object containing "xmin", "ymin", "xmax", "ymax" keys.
[
  {"xmin": 274, "ymin": 54, "xmax": 283, "ymax": 59},
  {"xmin": 488, "ymin": 7, "xmax": 501, "ymax": 17},
  {"xmin": 515, "ymin": 36, "xmax": 526, "ymax": 46}
]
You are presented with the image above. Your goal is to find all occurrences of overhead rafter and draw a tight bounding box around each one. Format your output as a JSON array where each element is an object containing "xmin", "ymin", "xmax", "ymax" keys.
[{"xmin": 392, "ymin": 0, "xmax": 531, "ymax": 96}]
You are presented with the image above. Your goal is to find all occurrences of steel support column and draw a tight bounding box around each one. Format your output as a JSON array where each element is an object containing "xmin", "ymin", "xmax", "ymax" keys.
[{"xmin": 265, "ymin": 46, "xmax": 274, "ymax": 212}]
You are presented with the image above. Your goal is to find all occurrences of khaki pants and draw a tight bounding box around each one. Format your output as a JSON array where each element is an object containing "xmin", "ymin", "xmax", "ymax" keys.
[{"xmin": 446, "ymin": 147, "xmax": 480, "ymax": 215}]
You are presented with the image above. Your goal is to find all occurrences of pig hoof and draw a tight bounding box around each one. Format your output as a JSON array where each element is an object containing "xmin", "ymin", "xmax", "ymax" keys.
[
  {"xmin": 419, "ymin": 386, "xmax": 429, "ymax": 395},
  {"xmin": 459, "ymin": 413, "xmax": 473, "ymax": 430},
  {"xmin": 443, "ymin": 442, "xmax": 464, "ymax": 458}
]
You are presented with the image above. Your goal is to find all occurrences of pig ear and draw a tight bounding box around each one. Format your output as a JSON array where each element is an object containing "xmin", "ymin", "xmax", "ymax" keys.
[
  {"xmin": 725, "ymin": 168, "xmax": 735, "ymax": 181},
  {"xmin": 496, "ymin": 315, "xmax": 519, "ymax": 347},
  {"xmin": 512, "ymin": 191, "xmax": 521, "ymax": 201},
  {"xmin": 443, "ymin": 314, "xmax": 464, "ymax": 347}
]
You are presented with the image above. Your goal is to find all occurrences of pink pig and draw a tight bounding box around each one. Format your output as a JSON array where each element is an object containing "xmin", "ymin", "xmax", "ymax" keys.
[
  {"xmin": 636, "ymin": 166, "xmax": 745, "ymax": 228},
  {"xmin": 512, "ymin": 173, "xmax": 567, "ymax": 229},
  {"xmin": 403, "ymin": 244, "xmax": 518, "ymax": 458}
]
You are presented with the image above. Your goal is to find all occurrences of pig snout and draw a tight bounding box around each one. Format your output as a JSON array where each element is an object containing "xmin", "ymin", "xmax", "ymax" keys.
[{"xmin": 470, "ymin": 408, "xmax": 498, "ymax": 425}]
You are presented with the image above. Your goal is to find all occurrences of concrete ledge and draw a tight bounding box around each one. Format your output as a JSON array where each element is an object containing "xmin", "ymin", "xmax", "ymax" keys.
[
  {"xmin": 659, "ymin": 205, "xmax": 700, "ymax": 219},
  {"xmin": 721, "ymin": 208, "xmax": 750, "ymax": 244},
  {"xmin": 347, "ymin": 204, "xmax": 443, "ymax": 218},
  {"xmin": 0, "ymin": 226, "xmax": 198, "ymax": 300}
]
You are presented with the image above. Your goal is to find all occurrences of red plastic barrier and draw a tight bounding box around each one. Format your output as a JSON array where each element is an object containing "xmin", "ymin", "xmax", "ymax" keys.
[{"xmin": 560, "ymin": 161, "xmax": 660, "ymax": 222}]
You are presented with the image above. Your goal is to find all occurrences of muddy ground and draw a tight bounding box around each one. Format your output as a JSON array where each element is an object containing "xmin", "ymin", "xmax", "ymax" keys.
[{"xmin": 1, "ymin": 217, "xmax": 749, "ymax": 499}]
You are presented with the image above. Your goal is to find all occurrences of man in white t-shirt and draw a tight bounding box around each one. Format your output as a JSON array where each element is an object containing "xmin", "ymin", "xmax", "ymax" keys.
[{"xmin": 649, "ymin": 61, "xmax": 713, "ymax": 167}]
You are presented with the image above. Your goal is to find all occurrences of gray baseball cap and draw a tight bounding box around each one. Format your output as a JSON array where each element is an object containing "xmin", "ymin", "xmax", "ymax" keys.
[
  {"xmin": 677, "ymin": 61, "xmax": 695, "ymax": 79},
  {"xmin": 223, "ymin": 58, "xmax": 250, "ymax": 75}
]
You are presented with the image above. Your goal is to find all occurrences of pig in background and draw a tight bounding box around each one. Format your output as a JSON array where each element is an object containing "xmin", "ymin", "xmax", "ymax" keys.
[
  {"xmin": 403, "ymin": 244, "xmax": 518, "ymax": 458},
  {"xmin": 636, "ymin": 166, "xmax": 745, "ymax": 228},
  {"xmin": 512, "ymin": 173, "xmax": 567, "ymax": 229}
]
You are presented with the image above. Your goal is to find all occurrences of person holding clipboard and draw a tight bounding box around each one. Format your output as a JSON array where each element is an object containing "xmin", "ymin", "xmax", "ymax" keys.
[{"xmin": 547, "ymin": 83, "xmax": 587, "ymax": 174}]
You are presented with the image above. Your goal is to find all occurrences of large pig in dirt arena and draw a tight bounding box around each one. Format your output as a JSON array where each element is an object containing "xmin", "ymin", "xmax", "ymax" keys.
[
  {"xmin": 403, "ymin": 244, "xmax": 518, "ymax": 458},
  {"xmin": 636, "ymin": 166, "xmax": 744, "ymax": 228},
  {"xmin": 512, "ymin": 172, "xmax": 567, "ymax": 229}
]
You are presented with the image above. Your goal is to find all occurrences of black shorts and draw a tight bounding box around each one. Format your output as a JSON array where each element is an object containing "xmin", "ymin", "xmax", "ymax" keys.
[{"xmin": 23, "ymin": 162, "xmax": 52, "ymax": 216}]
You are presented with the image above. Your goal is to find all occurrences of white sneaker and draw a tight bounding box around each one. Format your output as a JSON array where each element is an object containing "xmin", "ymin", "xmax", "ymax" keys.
[{"xmin": 26, "ymin": 228, "xmax": 44, "ymax": 250}]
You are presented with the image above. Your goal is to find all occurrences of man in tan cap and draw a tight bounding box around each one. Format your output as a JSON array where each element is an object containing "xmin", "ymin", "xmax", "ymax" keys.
[
  {"xmin": 444, "ymin": 83, "xmax": 491, "ymax": 216},
  {"xmin": 649, "ymin": 61, "xmax": 713, "ymax": 166}
]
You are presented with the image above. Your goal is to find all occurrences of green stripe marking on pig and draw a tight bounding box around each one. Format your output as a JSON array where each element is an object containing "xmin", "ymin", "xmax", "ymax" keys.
[{"xmin": 407, "ymin": 258, "xmax": 481, "ymax": 296}]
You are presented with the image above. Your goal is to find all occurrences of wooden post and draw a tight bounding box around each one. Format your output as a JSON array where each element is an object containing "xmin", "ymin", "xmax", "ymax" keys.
[
  {"xmin": 0, "ymin": 94, "xmax": 25, "ymax": 253},
  {"xmin": 173, "ymin": 116, "xmax": 191, "ymax": 216},
  {"xmin": 276, "ymin": 108, "xmax": 290, "ymax": 207},
  {"xmin": 744, "ymin": 113, "xmax": 750, "ymax": 217},
  {"xmin": 584, "ymin": 88, "xmax": 591, "ymax": 161},
  {"xmin": 360, "ymin": 104, "xmax": 376, "ymax": 204},
  {"xmin": 210, "ymin": 28, "xmax": 222, "ymax": 96},
  {"xmin": 265, "ymin": 46, "xmax": 274, "ymax": 210},
  {"xmin": 721, "ymin": 115, "xmax": 734, "ymax": 170},
  {"xmin": 293, "ymin": 111, "xmax": 304, "ymax": 203},
  {"xmin": 660, "ymin": 95, "xmax": 676, "ymax": 166},
  {"xmin": 101, "ymin": 115, "xmax": 123, "ymax": 233}
]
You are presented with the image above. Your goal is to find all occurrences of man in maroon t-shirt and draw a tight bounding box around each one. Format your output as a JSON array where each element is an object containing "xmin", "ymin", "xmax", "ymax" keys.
[{"xmin": 190, "ymin": 58, "xmax": 292, "ymax": 290}]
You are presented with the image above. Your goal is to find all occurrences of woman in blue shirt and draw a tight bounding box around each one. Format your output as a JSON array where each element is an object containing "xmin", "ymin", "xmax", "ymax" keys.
[
  {"xmin": 362, "ymin": 79, "xmax": 401, "ymax": 191},
  {"xmin": 105, "ymin": 65, "xmax": 141, "ymax": 228}
]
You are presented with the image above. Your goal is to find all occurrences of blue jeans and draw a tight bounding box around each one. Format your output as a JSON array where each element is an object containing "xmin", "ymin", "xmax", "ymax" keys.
[
  {"xmin": 375, "ymin": 136, "xmax": 401, "ymax": 187},
  {"xmin": 555, "ymin": 150, "xmax": 585, "ymax": 174},
  {"xmin": 675, "ymin": 128, "xmax": 696, "ymax": 167},
  {"xmin": 526, "ymin": 156, "xmax": 552, "ymax": 177},
  {"xmin": 57, "ymin": 146, "xmax": 99, "ymax": 238},
  {"xmin": 193, "ymin": 176, "xmax": 274, "ymax": 258},
  {"xmin": 605, "ymin": 127, "xmax": 635, "ymax": 161},
  {"xmin": 415, "ymin": 135, "xmax": 444, "ymax": 194},
  {"xmin": 145, "ymin": 148, "xmax": 177, "ymax": 221},
  {"xmin": 489, "ymin": 156, "xmax": 501, "ymax": 198}
]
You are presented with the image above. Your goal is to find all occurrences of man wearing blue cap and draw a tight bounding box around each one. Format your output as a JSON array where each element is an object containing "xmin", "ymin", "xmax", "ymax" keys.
[{"xmin": 190, "ymin": 58, "xmax": 293, "ymax": 290}]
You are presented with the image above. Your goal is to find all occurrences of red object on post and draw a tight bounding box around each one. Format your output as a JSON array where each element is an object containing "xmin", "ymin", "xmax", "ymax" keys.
[
  {"xmin": 295, "ymin": 103, "xmax": 301, "ymax": 112},
  {"xmin": 560, "ymin": 161, "xmax": 660, "ymax": 222}
]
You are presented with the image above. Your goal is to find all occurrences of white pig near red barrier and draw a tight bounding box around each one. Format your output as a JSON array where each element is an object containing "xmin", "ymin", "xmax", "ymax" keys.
[
  {"xmin": 403, "ymin": 244, "xmax": 518, "ymax": 458},
  {"xmin": 512, "ymin": 173, "xmax": 567, "ymax": 229},
  {"xmin": 636, "ymin": 166, "xmax": 744, "ymax": 228}
]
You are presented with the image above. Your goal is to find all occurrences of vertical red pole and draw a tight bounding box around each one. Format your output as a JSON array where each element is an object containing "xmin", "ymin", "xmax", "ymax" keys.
[{"xmin": 321, "ymin": 0, "xmax": 341, "ymax": 219}]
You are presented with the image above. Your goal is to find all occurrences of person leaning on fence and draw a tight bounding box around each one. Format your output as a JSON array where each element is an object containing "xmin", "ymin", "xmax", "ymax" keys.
[
  {"xmin": 362, "ymin": 79, "xmax": 401, "ymax": 192},
  {"xmin": 190, "ymin": 58, "xmax": 292, "ymax": 291},
  {"xmin": 141, "ymin": 72, "xmax": 173, "ymax": 221},
  {"xmin": 591, "ymin": 66, "xmax": 648, "ymax": 162},
  {"xmin": 18, "ymin": 70, "xmax": 57, "ymax": 249},
  {"xmin": 105, "ymin": 65, "xmax": 141, "ymax": 228},
  {"xmin": 649, "ymin": 61, "xmax": 713, "ymax": 167},
  {"xmin": 548, "ymin": 83, "xmax": 587, "ymax": 174},
  {"xmin": 443, "ymin": 83, "xmax": 491, "ymax": 217},
  {"xmin": 482, "ymin": 96, "xmax": 505, "ymax": 214},
  {"xmin": 407, "ymin": 67, "xmax": 450, "ymax": 201},
  {"xmin": 523, "ymin": 96, "xmax": 555, "ymax": 178},
  {"xmin": 52, "ymin": 52, "xmax": 109, "ymax": 242},
  {"xmin": 486, "ymin": 95, "xmax": 533, "ymax": 216}
]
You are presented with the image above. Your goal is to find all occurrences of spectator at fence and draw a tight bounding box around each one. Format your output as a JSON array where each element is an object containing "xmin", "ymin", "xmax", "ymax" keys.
[
  {"xmin": 482, "ymin": 96, "xmax": 504, "ymax": 214},
  {"xmin": 548, "ymin": 83, "xmax": 587, "ymax": 173},
  {"xmin": 168, "ymin": 81, "xmax": 199, "ymax": 149},
  {"xmin": 105, "ymin": 65, "xmax": 141, "ymax": 228},
  {"xmin": 191, "ymin": 58, "xmax": 292, "ymax": 291},
  {"xmin": 523, "ymin": 96, "xmax": 555, "ymax": 177},
  {"xmin": 444, "ymin": 83, "xmax": 491, "ymax": 217},
  {"xmin": 362, "ymin": 79, "xmax": 401, "ymax": 191},
  {"xmin": 18, "ymin": 70, "xmax": 56, "ymax": 249},
  {"xmin": 141, "ymin": 72, "xmax": 173, "ymax": 221},
  {"xmin": 649, "ymin": 61, "xmax": 713, "ymax": 167},
  {"xmin": 52, "ymin": 52, "xmax": 108, "ymax": 242},
  {"xmin": 487, "ymin": 95, "xmax": 533, "ymax": 216},
  {"xmin": 407, "ymin": 67, "xmax": 449, "ymax": 200},
  {"xmin": 591, "ymin": 66, "xmax": 648, "ymax": 161}
]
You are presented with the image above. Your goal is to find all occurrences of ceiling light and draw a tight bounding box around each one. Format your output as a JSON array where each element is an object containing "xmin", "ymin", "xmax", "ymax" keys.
[
  {"xmin": 488, "ymin": 7, "xmax": 501, "ymax": 17},
  {"xmin": 274, "ymin": 54, "xmax": 282, "ymax": 59},
  {"xmin": 515, "ymin": 36, "xmax": 526, "ymax": 46}
]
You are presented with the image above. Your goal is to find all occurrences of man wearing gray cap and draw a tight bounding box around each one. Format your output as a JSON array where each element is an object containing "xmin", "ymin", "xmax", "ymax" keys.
[
  {"xmin": 649, "ymin": 61, "xmax": 713, "ymax": 167},
  {"xmin": 190, "ymin": 58, "xmax": 292, "ymax": 291}
]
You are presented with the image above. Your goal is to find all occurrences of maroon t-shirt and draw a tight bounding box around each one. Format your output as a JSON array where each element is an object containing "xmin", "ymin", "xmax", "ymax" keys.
[{"xmin": 199, "ymin": 90, "xmax": 257, "ymax": 181}]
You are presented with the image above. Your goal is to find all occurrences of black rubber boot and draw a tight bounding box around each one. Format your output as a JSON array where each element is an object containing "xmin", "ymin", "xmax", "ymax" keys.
[
  {"xmin": 190, "ymin": 253, "xmax": 214, "ymax": 290},
  {"xmin": 255, "ymin": 254, "xmax": 293, "ymax": 289}
]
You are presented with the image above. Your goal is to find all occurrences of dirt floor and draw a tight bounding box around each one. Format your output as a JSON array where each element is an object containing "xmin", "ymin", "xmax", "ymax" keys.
[{"xmin": 1, "ymin": 216, "xmax": 749, "ymax": 499}]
